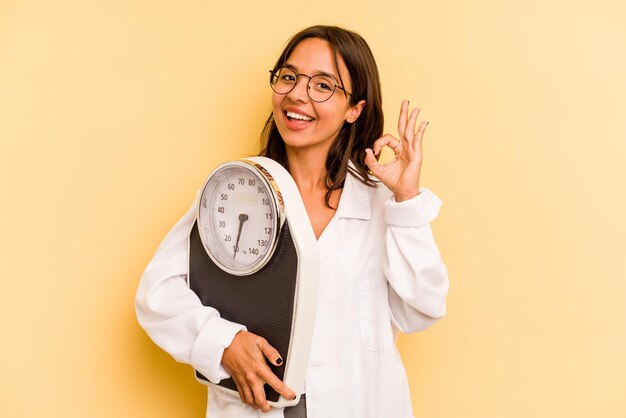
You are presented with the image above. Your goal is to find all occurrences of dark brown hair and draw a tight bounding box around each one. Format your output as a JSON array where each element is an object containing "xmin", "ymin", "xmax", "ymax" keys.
[{"xmin": 260, "ymin": 25, "xmax": 384, "ymax": 207}]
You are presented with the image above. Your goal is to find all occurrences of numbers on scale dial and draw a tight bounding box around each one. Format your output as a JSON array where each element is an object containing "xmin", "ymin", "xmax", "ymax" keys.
[{"xmin": 208, "ymin": 168, "xmax": 276, "ymax": 269}]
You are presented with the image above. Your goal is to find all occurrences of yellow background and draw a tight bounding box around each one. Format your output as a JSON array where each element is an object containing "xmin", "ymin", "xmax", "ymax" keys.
[{"xmin": 1, "ymin": 0, "xmax": 625, "ymax": 417}]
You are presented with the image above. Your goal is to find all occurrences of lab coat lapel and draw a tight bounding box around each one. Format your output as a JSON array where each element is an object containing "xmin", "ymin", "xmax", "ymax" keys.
[{"xmin": 318, "ymin": 167, "xmax": 372, "ymax": 262}]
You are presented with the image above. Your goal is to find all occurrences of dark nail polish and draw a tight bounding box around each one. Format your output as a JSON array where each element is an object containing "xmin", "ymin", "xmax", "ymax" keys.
[
  {"xmin": 276, "ymin": 357, "xmax": 283, "ymax": 365},
  {"xmin": 292, "ymin": 395, "xmax": 297, "ymax": 400}
]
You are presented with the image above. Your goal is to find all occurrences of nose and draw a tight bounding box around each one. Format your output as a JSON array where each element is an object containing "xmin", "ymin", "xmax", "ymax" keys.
[{"xmin": 286, "ymin": 75, "xmax": 310, "ymax": 102}]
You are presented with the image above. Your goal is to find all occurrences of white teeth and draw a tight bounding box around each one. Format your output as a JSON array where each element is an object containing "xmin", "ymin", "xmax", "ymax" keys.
[{"xmin": 286, "ymin": 111, "xmax": 313, "ymax": 121}]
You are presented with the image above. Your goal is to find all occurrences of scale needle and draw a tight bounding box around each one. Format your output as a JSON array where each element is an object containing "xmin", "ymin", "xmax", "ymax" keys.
[{"xmin": 233, "ymin": 213, "xmax": 248, "ymax": 259}]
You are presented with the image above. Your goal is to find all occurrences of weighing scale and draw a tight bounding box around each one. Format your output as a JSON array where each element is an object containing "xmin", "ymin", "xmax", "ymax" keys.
[{"xmin": 187, "ymin": 156, "xmax": 319, "ymax": 407}]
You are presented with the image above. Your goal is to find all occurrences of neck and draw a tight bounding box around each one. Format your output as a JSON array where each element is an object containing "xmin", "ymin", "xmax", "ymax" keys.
[{"xmin": 285, "ymin": 146, "xmax": 328, "ymax": 192}]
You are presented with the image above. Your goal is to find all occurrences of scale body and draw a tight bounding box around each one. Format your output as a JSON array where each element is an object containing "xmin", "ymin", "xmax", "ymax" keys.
[{"xmin": 187, "ymin": 156, "xmax": 319, "ymax": 408}]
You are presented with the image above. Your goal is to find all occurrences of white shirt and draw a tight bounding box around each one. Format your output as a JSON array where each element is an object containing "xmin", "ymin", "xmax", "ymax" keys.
[{"xmin": 135, "ymin": 168, "xmax": 449, "ymax": 418}]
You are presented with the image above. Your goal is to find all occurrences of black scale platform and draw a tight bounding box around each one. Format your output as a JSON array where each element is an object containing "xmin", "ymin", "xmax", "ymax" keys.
[{"xmin": 188, "ymin": 220, "xmax": 298, "ymax": 402}]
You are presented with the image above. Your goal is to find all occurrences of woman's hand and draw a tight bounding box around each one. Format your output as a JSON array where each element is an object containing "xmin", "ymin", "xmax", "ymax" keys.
[
  {"xmin": 221, "ymin": 330, "xmax": 296, "ymax": 412},
  {"xmin": 365, "ymin": 100, "xmax": 428, "ymax": 202}
]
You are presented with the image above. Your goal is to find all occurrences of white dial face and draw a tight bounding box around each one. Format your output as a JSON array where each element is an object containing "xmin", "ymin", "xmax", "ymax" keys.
[{"xmin": 198, "ymin": 162, "xmax": 280, "ymax": 275}]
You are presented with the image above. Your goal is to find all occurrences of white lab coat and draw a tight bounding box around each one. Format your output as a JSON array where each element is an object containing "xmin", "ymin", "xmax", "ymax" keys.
[{"xmin": 135, "ymin": 167, "xmax": 449, "ymax": 418}]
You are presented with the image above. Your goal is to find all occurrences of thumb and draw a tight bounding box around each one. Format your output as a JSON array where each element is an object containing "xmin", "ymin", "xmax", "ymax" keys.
[
  {"xmin": 364, "ymin": 148, "xmax": 382, "ymax": 175},
  {"xmin": 257, "ymin": 338, "xmax": 283, "ymax": 366}
]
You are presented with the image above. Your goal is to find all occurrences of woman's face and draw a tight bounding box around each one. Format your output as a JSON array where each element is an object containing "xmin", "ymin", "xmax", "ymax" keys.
[{"xmin": 272, "ymin": 37, "xmax": 364, "ymax": 154}]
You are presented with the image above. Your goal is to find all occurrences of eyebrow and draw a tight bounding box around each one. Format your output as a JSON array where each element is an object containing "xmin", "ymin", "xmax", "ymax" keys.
[{"xmin": 283, "ymin": 63, "xmax": 340, "ymax": 84}]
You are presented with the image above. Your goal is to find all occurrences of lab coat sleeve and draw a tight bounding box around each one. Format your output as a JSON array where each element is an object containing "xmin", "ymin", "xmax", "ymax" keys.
[
  {"xmin": 383, "ymin": 188, "xmax": 449, "ymax": 333},
  {"xmin": 135, "ymin": 198, "xmax": 246, "ymax": 384}
]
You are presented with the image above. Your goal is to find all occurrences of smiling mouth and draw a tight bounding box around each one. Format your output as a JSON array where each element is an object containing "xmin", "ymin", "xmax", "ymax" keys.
[{"xmin": 285, "ymin": 111, "xmax": 314, "ymax": 122}]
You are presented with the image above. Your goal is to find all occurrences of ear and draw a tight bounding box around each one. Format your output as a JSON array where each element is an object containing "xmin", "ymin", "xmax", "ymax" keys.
[{"xmin": 345, "ymin": 100, "xmax": 366, "ymax": 124}]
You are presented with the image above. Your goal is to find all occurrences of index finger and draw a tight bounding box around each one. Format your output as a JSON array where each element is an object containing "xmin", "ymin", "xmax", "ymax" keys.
[{"xmin": 257, "ymin": 338, "xmax": 284, "ymax": 367}]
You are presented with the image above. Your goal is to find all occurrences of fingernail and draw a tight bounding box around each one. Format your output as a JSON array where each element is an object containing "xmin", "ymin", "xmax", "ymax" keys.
[
  {"xmin": 276, "ymin": 357, "xmax": 283, "ymax": 365},
  {"xmin": 292, "ymin": 395, "xmax": 297, "ymax": 400}
]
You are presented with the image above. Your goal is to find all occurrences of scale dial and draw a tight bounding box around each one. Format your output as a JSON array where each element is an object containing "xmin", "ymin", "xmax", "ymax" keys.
[{"xmin": 197, "ymin": 160, "xmax": 283, "ymax": 276}]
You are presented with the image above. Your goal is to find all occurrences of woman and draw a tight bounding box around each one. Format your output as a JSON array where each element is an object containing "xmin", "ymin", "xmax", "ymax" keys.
[{"xmin": 136, "ymin": 25, "xmax": 449, "ymax": 418}]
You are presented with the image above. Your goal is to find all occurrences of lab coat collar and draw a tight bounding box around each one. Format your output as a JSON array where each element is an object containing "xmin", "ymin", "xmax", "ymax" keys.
[{"xmin": 335, "ymin": 162, "xmax": 373, "ymax": 221}]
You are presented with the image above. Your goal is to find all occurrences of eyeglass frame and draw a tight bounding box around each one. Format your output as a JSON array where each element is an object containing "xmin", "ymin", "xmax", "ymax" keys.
[{"xmin": 268, "ymin": 66, "xmax": 352, "ymax": 103}]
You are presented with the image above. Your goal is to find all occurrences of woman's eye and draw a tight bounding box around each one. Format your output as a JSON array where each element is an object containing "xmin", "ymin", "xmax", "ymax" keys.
[
  {"xmin": 280, "ymin": 74, "xmax": 296, "ymax": 83},
  {"xmin": 316, "ymin": 82, "xmax": 332, "ymax": 91}
]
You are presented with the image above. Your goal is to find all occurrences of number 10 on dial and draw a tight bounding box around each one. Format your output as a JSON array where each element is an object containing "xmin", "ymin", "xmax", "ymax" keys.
[{"xmin": 197, "ymin": 160, "xmax": 284, "ymax": 276}]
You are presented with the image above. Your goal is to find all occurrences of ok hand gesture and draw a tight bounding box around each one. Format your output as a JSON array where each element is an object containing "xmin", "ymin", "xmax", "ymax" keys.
[{"xmin": 364, "ymin": 100, "xmax": 428, "ymax": 202}]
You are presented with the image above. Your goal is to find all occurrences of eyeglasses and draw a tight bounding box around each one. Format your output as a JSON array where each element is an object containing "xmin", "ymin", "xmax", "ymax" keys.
[{"xmin": 269, "ymin": 66, "xmax": 352, "ymax": 103}]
